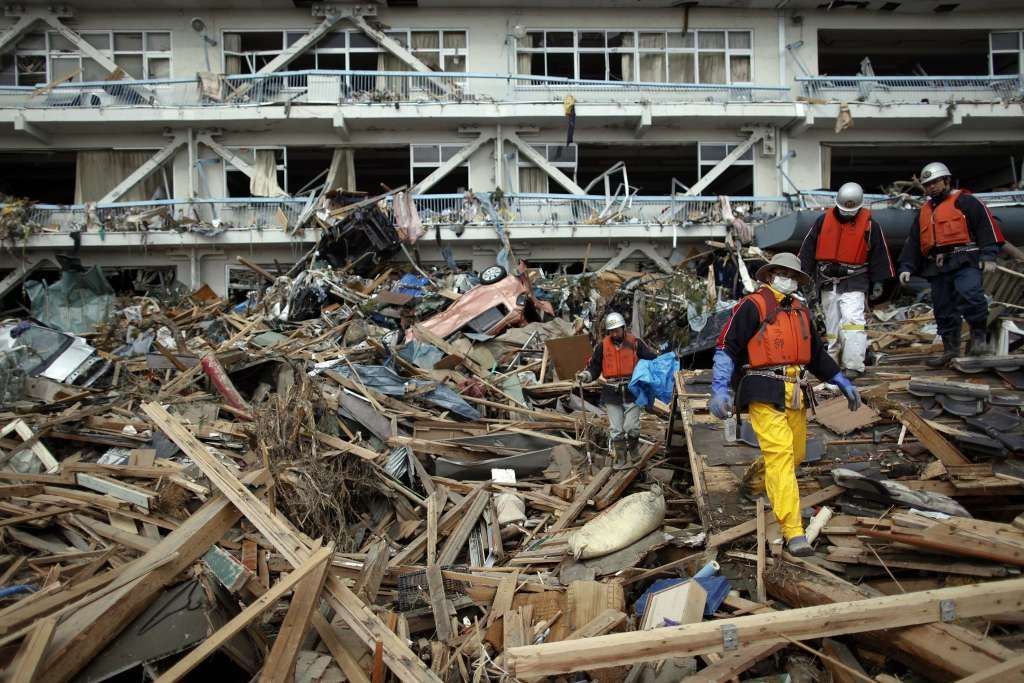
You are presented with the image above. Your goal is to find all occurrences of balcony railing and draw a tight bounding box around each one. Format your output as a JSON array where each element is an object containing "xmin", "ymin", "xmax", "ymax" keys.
[
  {"xmin": 0, "ymin": 70, "xmax": 791, "ymax": 110},
  {"xmin": 797, "ymin": 75, "xmax": 1023, "ymax": 103},
  {"xmin": 5, "ymin": 193, "xmax": 801, "ymax": 236}
]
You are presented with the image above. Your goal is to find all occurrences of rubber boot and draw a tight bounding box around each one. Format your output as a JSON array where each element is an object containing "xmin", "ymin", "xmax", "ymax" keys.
[
  {"xmin": 610, "ymin": 439, "xmax": 627, "ymax": 470},
  {"xmin": 968, "ymin": 326, "xmax": 991, "ymax": 357},
  {"xmin": 926, "ymin": 331, "xmax": 960, "ymax": 368},
  {"xmin": 786, "ymin": 535, "xmax": 814, "ymax": 557}
]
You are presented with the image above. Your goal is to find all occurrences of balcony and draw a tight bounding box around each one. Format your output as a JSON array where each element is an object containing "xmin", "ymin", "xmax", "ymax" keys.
[
  {"xmin": 797, "ymin": 75, "xmax": 1023, "ymax": 104},
  {"xmin": 4, "ymin": 193, "xmax": 798, "ymax": 239},
  {"xmin": 0, "ymin": 70, "xmax": 791, "ymax": 111}
]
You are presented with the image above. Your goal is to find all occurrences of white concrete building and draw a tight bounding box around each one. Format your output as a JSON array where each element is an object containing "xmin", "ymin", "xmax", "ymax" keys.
[{"xmin": 1, "ymin": 0, "xmax": 1022, "ymax": 300}]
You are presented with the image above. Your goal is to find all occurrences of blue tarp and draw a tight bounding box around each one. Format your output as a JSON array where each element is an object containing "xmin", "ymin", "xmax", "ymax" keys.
[
  {"xmin": 628, "ymin": 352, "xmax": 678, "ymax": 408},
  {"xmin": 333, "ymin": 363, "xmax": 480, "ymax": 421},
  {"xmin": 394, "ymin": 274, "xmax": 431, "ymax": 297},
  {"xmin": 633, "ymin": 574, "xmax": 731, "ymax": 621}
]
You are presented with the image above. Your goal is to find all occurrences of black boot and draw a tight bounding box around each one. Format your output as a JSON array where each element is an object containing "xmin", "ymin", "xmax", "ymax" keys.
[
  {"xmin": 926, "ymin": 331, "xmax": 960, "ymax": 368},
  {"xmin": 968, "ymin": 326, "xmax": 991, "ymax": 357}
]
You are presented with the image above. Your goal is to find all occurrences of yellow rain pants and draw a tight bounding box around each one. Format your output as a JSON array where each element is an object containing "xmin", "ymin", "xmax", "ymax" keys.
[{"xmin": 747, "ymin": 368, "xmax": 808, "ymax": 541}]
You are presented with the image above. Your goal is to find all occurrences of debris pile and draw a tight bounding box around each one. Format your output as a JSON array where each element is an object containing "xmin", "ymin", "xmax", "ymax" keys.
[{"xmin": 1, "ymin": 239, "xmax": 1024, "ymax": 682}]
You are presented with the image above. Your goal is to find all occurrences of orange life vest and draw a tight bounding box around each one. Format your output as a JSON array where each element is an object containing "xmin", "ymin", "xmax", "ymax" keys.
[
  {"xmin": 602, "ymin": 333, "xmax": 639, "ymax": 379},
  {"xmin": 745, "ymin": 288, "xmax": 812, "ymax": 369},
  {"xmin": 815, "ymin": 208, "xmax": 871, "ymax": 265},
  {"xmin": 918, "ymin": 190, "xmax": 972, "ymax": 256}
]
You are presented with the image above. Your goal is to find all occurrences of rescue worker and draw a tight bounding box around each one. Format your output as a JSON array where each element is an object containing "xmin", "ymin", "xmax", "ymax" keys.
[
  {"xmin": 709, "ymin": 253, "xmax": 860, "ymax": 557},
  {"xmin": 577, "ymin": 312, "xmax": 658, "ymax": 466},
  {"xmin": 897, "ymin": 162, "xmax": 1004, "ymax": 366},
  {"xmin": 798, "ymin": 182, "xmax": 895, "ymax": 379}
]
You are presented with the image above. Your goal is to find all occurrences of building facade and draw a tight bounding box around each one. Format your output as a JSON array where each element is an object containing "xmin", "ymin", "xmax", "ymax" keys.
[{"xmin": 1, "ymin": 0, "xmax": 1023, "ymax": 299}]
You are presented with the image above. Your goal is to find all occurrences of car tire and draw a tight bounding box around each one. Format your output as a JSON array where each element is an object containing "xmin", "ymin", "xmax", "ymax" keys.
[{"xmin": 480, "ymin": 265, "xmax": 507, "ymax": 285}]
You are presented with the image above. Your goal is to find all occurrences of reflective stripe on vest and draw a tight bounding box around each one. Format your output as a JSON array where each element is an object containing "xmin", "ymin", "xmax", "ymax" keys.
[
  {"xmin": 602, "ymin": 333, "xmax": 639, "ymax": 379},
  {"xmin": 814, "ymin": 208, "xmax": 872, "ymax": 266},
  {"xmin": 745, "ymin": 288, "xmax": 813, "ymax": 369},
  {"xmin": 919, "ymin": 190, "xmax": 971, "ymax": 256}
]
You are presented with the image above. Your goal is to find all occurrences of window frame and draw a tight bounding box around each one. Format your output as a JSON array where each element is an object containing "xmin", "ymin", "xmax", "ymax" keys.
[
  {"xmin": 515, "ymin": 143, "xmax": 578, "ymax": 193},
  {"xmin": 697, "ymin": 141, "xmax": 755, "ymax": 194},
  {"xmin": 222, "ymin": 146, "xmax": 288, "ymax": 197},
  {"xmin": 4, "ymin": 30, "xmax": 172, "ymax": 85},
  {"xmin": 989, "ymin": 30, "xmax": 1023, "ymax": 76},
  {"xmin": 221, "ymin": 28, "xmax": 468, "ymax": 75},
  {"xmin": 514, "ymin": 28, "xmax": 753, "ymax": 84},
  {"xmin": 409, "ymin": 143, "xmax": 470, "ymax": 188}
]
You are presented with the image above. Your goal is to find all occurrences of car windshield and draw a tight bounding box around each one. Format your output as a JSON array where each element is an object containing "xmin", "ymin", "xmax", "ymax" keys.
[{"xmin": 9, "ymin": 326, "xmax": 70, "ymax": 374}]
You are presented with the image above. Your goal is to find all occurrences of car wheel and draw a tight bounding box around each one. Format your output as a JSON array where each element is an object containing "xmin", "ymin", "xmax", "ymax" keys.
[{"xmin": 480, "ymin": 265, "xmax": 507, "ymax": 285}]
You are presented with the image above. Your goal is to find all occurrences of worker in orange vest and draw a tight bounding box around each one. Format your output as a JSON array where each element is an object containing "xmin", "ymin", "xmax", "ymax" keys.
[
  {"xmin": 709, "ymin": 253, "xmax": 860, "ymax": 557},
  {"xmin": 799, "ymin": 182, "xmax": 895, "ymax": 379},
  {"xmin": 577, "ymin": 312, "xmax": 658, "ymax": 466},
  {"xmin": 898, "ymin": 162, "xmax": 1004, "ymax": 366}
]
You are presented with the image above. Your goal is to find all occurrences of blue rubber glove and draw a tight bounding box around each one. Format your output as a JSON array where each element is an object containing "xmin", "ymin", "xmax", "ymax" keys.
[
  {"xmin": 831, "ymin": 372, "xmax": 862, "ymax": 412},
  {"xmin": 710, "ymin": 349, "xmax": 736, "ymax": 419}
]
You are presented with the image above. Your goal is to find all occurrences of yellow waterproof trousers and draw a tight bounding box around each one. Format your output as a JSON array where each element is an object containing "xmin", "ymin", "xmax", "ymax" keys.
[{"xmin": 748, "ymin": 400, "xmax": 808, "ymax": 541}]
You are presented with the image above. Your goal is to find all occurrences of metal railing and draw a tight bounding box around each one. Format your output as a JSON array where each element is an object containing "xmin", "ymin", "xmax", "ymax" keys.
[
  {"xmin": 0, "ymin": 70, "xmax": 791, "ymax": 110},
  {"xmin": 8, "ymin": 193, "xmax": 798, "ymax": 235},
  {"xmin": 9, "ymin": 191, "xmax": 1021, "ymax": 237},
  {"xmin": 797, "ymin": 74, "xmax": 1023, "ymax": 102}
]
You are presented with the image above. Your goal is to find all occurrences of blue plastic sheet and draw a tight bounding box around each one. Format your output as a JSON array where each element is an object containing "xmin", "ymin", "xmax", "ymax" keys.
[
  {"xmin": 333, "ymin": 363, "xmax": 480, "ymax": 421},
  {"xmin": 395, "ymin": 274, "xmax": 431, "ymax": 297},
  {"xmin": 633, "ymin": 574, "xmax": 731, "ymax": 620},
  {"xmin": 628, "ymin": 352, "xmax": 679, "ymax": 408}
]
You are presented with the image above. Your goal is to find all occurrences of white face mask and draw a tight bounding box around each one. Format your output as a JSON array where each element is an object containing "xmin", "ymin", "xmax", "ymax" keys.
[{"xmin": 771, "ymin": 274, "xmax": 799, "ymax": 295}]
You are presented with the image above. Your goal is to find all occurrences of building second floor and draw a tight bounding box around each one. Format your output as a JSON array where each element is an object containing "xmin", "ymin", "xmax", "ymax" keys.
[{"xmin": 0, "ymin": 0, "xmax": 1022, "ymax": 131}]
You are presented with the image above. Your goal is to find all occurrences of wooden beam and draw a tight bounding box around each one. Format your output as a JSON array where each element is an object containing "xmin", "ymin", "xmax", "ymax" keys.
[
  {"xmin": 310, "ymin": 612, "xmax": 371, "ymax": 683},
  {"xmin": 142, "ymin": 402, "xmax": 441, "ymax": 683},
  {"xmin": 425, "ymin": 564, "xmax": 453, "ymax": 642},
  {"xmin": 549, "ymin": 467, "xmax": 612, "ymax": 533},
  {"xmin": 898, "ymin": 408, "xmax": 971, "ymax": 467},
  {"xmin": 436, "ymin": 489, "xmax": 488, "ymax": 566},
  {"xmin": 504, "ymin": 578, "xmax": 1024, "ymax": 677},
  {"xmin": 955, "ymin": 654, "xmax": 1024, "ymax": 683},
  {"xmin": 258, "ymin": 546, "xmax": 332, "ymax": 683},
  {"xmin": 156, "ymin": 546, "xmax": 333, "ymax": 683},
  {"xmin": 756, "ymin": 498, "xmax": 766, "ymax": 604},
  {"xmin": 9, "ymin": 616, "xmax": 57, "ymax": 683}
]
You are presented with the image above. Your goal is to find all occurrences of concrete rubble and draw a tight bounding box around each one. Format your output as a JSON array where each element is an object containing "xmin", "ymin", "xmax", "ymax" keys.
[{"xmin": 1, "ymin": 204, "xmax": 1024, "ymax": 682}]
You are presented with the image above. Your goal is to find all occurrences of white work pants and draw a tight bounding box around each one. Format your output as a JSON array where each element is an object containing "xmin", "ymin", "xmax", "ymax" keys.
[{"xmin": 821, "ymin": 289, "xmax": 867, "ymax": 372}]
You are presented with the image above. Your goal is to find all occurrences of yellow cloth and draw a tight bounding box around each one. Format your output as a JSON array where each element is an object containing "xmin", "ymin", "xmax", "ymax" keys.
[{"xmin": 748, "ymin": 400, "xmax": 808, "ymax": 540}]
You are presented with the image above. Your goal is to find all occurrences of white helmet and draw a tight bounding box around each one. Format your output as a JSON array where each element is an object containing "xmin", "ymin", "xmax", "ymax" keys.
[
  {"xmin": 920, "ymin": 162, "xmax": 951, "ymax": 184},
  {"xmin": 605, "ymin": 312, "xmax": 626, "ymax": 331},
  {"xmin": 835, "ymin": 182, "xmax": 864, "ymax": 217}
]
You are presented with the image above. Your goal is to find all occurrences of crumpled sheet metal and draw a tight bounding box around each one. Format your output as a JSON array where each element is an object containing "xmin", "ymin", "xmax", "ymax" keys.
[{"xmin": 333, "ymin": 363, "xmax": 480, "ymax": 421}]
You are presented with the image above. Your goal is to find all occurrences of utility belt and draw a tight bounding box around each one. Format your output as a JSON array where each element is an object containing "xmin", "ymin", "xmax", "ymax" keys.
[
  {"xmin": 929, "ymin": 243, "xmax": 977, "ymax": 268},
  {"xmin": 818, "ymin": 262, "xmax": 867, "ymax": 286},
  {"xmin": 741, "ymin": 364, "xmax": 817, "ymax": 411}
]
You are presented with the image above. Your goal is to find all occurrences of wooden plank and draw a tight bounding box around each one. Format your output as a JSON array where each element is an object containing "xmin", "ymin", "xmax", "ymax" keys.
[
  {"xmin": 485, "ymin": 570, "xmax": 520, "ymax": 629},
  {"xmin": 310, "ymin": 612, "xmax": 371, "ymax": 683},
  {"xmin": 1, "ymin": 419, "xmax": 59, "ymax": 473},
  {"xmin": 899, "ymin": 408, "xmax": 971, "ymax": 467},
  {"xmin": 436, "ymin": 489, "xmax": 488, "ymax": 566},
  {"xmin": 549, "ymin": 467, "xmax": 612, "ymax": 533},
  {"xmin": 156, "ymin": 546, "xmax": 333, "ymax": 683},
  {"xmin": 9, "ymin": 616, "xmax": 57, "ymax": 683},
  {"xmin": 142, "ymin": 402, "xmax": 440, "ymax": 683},
  {"xmin": 73, "ymin": 473, "xmax": 156, "ymax": 511},
  {"xmin": 258, "ymin": 546, "xmax": 332, "ymax": 683},
  {"xmin": 955, "ymin": 654, "xmax": 1024, "ymax": 683},
  {"xmin": 564, "ymin": 609, "xmax": 626, "ymax": 640},
  {"xmin": 426, "ymin": 564, "xmax": 454, "ymax": 643},
  {"xmin": 72, "ymin": 514, "xmax": 157, "ymax": 553},
  {"xmin": 426, "ymin": 488, "xmax": 440, "ymax": 566},
  {"xmin": 504, "ymin": 578, "xmax": 1024, "ymax": 678},
  {"xmin": 755, "ymin": 498, "xmax": 766, "ymax": 604},
  {"xmin": 707, "ymin": 485, "xmax": 844, "ymax": 548},
  {"xmin": 389, "ymin": 483, "xmax": 487, "ymax": 568},
  {"xmin": 354, "ymin": 538, "xmax": 388, "ymax": 603},
  {"xmin": 766, "ymin": 559, "xmax": 1019, "ymax": 680},
  {"xmin": 821, "ymin": 638, "xmax": 870, "ymax": 683}
]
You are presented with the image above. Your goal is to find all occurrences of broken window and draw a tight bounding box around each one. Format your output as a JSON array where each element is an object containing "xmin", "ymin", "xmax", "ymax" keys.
[
  {"xmin": 516, "ymin": 144, "xmax": 577, "ymax": 193},
  {"xmin": 825, "ymin": 143, "xmax": 1024, "ymax": 194},
  {"xmin": 698, "ymin": 142, "xmax": 754, "ymax": 195},
  {"xmin": 576, "ymin": 144, "xmax": 699, "ymax": 195},
  {"xmin": 991, "ymin": 31, "xmax": 1023, "ymax": 75},
  {"xmin": 0, "ymin": 151, "xmax": 77, "ymax": 203},
  {"xmin": 515, "ymin": 29, "xmax": 751, "ymax": 84},
  {"xmin": 410, "ymin": 144, "xmax": 469, "ymax": 193},
  {"xmin": 817, "ymin": 29, "xmax": 989, "ymax": 76},
  {"xmin": 2, "ymin": 30, "xmax": 172, "ymax": 84},
  {"xmin": 222, "ymin": 28, "xmax": 467, "ymax": 75},
  {"xmin": 224, "ymin": 147, "xmax": 287, "ymax": 198}
]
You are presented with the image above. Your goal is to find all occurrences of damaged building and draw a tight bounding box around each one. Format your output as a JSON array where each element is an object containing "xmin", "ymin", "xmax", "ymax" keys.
[{"xmin": 0, "ymin": 0, "xmax": 1022, "ymax": 301}]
